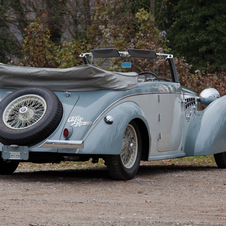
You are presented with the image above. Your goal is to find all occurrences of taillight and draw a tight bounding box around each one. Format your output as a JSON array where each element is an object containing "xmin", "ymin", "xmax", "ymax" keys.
[
  {"xmin": 63, "ymin": 126, "xmax": 73, "ymax": 139},
  {"xmin": 64, "ymin": 128, "xmax": 69, "ymax": 138}
]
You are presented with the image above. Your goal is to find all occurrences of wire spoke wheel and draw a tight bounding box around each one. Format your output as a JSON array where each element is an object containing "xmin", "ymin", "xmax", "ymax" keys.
[
  {"xmin": 0, "ymin": 87, "xmax": 63, "ymax": 147},
  {"xmin": 3, "ymin": 94, "xmax": 47, "ymax": 130},
  {"xmin": 105, "ymin": 121, "xmax": 142, "ymax": 180},
  {"xmin": 120, "ymin": 124, "xmax": 138, "ymax": 169}
]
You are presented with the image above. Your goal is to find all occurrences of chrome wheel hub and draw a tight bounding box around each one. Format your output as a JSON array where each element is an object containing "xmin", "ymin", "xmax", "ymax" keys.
[
  {"xmin": 120, "ymin": 124, "xmax": 138, "ymax": 169},
  {"xmin": 19, "ymin": 106, "xmax": 28, "ymax": 114},
  {"xmin": 18, "ymin": 106, "xmax": 35, "ymax": 121}
]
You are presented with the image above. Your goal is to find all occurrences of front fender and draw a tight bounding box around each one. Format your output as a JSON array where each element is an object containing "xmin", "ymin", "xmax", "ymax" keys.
[
  {"xmin": 78, "ymin": 101, "xmax": 149, "ymax": 155},
  {"xmin": 184, "ymin": 96, "xmax": 226, "ymax": 156}
]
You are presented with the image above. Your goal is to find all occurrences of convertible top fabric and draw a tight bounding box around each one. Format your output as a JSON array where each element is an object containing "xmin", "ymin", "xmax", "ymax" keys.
[{"xmin": 0, "ymin": 64, "xmax": 138, "ymax": 91}]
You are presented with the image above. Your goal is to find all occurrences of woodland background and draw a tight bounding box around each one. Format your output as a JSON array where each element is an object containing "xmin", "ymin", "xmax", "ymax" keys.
[{"xmin": 0, "ymin": 0, "xmax": 226, "ymax": 95}]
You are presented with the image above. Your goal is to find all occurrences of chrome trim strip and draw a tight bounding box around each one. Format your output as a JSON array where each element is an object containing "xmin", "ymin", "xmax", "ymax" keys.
[
  {"xmin": 39, "ymin": 140, "xmax": 84, "ymax": 149},
  {"xmin": 157, "ymin": 53, "xmax": 173, "ymax": 58}
]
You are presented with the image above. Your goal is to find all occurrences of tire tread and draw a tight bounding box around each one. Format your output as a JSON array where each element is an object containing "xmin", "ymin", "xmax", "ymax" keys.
[
  {"xmin": 214, "ymin": 152, "xmax": 226, "ymax": 168},
  {"xmin": 0, "ymin": 159, "xmax": 19, "ymax": 174},
  {"xmin": 105, "ymin": 155, "xmax": 127, "ymax": 180}
]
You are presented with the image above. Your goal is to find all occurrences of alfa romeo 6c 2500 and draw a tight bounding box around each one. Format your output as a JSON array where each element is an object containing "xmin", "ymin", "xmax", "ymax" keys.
[{"xmin": 0, "ymin": 48, "xmax": 225, "ymax": 180}]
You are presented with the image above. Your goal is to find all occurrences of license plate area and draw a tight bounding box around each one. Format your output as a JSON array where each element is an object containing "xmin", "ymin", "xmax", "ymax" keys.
[{"xmin": 2, "ymin": 145, "xmax": 29, "ymax": 160}]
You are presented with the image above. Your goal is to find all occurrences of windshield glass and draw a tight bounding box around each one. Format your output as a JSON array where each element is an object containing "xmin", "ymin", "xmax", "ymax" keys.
[{"xmin": 87, "ymin": 54, "xmax": 172, "ymax": 82}]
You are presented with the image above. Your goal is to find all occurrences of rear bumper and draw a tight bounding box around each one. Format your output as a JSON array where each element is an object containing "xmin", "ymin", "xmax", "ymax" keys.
[{"xmin": 39, "ymin": 140, "xmax": 84, "ymax": 149}]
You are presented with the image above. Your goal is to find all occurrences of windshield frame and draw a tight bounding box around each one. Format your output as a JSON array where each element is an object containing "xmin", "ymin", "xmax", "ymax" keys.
[{"xmin": 79, "ymin": 49, "xmax": 179, "ymax": 83}]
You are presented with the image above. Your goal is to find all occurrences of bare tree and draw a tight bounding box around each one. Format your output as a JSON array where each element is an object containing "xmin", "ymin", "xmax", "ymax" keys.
[{"xmin": 150, "ymin": 0, "xmax": 155, "ymax": 18}]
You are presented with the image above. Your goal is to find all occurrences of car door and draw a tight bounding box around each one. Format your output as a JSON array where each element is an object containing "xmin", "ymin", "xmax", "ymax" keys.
[
  {"xmin": 153, "ymin": 57, "xmax": 183, "ymax": 152},
  {"xmin": 156, "ymin": 90, "xmax": 183, "ymax": 152}
]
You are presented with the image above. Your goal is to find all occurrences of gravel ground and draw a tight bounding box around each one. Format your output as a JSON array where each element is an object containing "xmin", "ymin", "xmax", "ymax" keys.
[{"xmin": 0, "ymin": 162, "xmax": 226, "ymax": 226}]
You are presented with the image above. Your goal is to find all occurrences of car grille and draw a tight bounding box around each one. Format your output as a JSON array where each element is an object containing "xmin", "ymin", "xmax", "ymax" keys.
[{"xmin": 185, "ymin": 98, "xmax": 196, "ymax": 109}]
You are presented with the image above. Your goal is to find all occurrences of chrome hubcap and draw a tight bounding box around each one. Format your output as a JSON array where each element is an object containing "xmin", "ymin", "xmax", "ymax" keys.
[{"xmin": 19, "ymin": 106, "xmax": 28, "ymax": 114}]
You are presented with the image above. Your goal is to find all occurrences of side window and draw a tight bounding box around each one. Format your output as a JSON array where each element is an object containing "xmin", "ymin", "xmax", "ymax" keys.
[{"xmin": 153, "ymin": 58, "xmax": 172, "ymax": 81}]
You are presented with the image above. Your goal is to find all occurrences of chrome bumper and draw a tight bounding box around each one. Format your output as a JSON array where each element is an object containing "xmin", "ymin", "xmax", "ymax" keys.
[{"xmin": 39, "ymin": 140, "xmax": 84, "ymax": 149}]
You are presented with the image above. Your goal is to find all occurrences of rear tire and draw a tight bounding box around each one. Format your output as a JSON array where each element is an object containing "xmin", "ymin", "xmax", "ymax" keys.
[
  {"xmin": 0, "ymin": 158, "xmax": 19, "ymax": 174},
  {"xmin": 214, "ymin": 152, "xmax": 226, "ymax": 168},
  {"xmin": 105, "ymin": 120, "xmax": 142, "ymax": 180}
]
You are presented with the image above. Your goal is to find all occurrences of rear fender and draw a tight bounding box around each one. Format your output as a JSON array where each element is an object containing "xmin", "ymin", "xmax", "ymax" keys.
[
  {"xmin": 184, "ymin": 96, "xmax": 226, "ymax": 156},
  {"xmin": 79, "ymin": 101, "xmax": 149, "ymax": 155}
]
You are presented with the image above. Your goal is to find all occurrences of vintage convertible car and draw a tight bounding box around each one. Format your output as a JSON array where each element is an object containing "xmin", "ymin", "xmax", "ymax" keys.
[{"xmin": 0, "ymin": 48, "xmax": 225, "ymax": 180}]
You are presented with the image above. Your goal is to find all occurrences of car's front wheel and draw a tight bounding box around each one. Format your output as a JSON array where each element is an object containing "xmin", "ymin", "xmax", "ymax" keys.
[
  {"xmin": 214, "ymin": 152, "xmax": 226, "ymax": 168},
  {"xmin": 105, "ymin": 120, "xmax": 142, "ymax": 180}
]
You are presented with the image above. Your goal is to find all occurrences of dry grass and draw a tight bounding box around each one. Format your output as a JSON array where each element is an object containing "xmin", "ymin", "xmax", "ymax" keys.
[
  {"xmin": 17, "ymin": 155, "xmax": 216, "ymax": 172},
  {"xmin": 141, "ymin": 155, "xmax": 216, "ymax": 166}
]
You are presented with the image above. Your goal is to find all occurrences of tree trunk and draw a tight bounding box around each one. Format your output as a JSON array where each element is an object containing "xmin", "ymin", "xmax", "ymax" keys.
[{"xmin": 150, "ymin": 0, "xmax": 155, "ymax": 18}]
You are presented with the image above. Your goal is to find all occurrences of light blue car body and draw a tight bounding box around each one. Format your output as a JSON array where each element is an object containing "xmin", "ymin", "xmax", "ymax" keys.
[{"xmin": 0, "ymin": 51, "xmax": 224, "ymax": 164}]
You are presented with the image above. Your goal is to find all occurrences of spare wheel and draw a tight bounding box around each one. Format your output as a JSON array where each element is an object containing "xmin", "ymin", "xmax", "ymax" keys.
[{"xmin": 0, "ymin": 87, "xmax": 63, "ymax": 147}]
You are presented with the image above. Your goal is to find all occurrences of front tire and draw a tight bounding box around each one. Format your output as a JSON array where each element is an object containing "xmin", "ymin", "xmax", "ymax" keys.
[
  {"xmin": 214, "ymin": 152, "xmax": 226, "ymax": 168},
  {"xmin": 105, "ymin": 121, "xmax": 142, "ymax": 180}
]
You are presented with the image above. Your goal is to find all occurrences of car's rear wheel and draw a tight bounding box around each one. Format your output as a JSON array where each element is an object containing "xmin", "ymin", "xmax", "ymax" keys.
[
  {"xmin": 214, "ymin": 152, "xmax": 226, "ymax": 168},
  {"xmin": 105, "ymin": 120, "xmax": 142, "ymax": 180},
  {"xmin": 0, "ymin": 158, "xmax": 19, "ymax": 174},
  {"xmin": 0, "ymin": 87, "xmax": 63, "ymax": 147}
]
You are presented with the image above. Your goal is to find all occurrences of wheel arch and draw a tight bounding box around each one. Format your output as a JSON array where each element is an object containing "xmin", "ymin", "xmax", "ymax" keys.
[
  {"xmin": 184, "ymin": 95, "xmax": 226, "ymax": 156},
  {"xmin": 81, "ymin": 101, "xmax": 150, "ymax": 155},
  {"xmin": 133, "ymin": 118, "xmax": 150, "ymax": 161}
]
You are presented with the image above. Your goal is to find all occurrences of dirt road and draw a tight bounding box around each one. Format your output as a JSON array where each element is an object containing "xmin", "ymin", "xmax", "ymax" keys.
[{"xmin": 0, "ymin": 162, "xmax": 225, "ymax": 226}]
